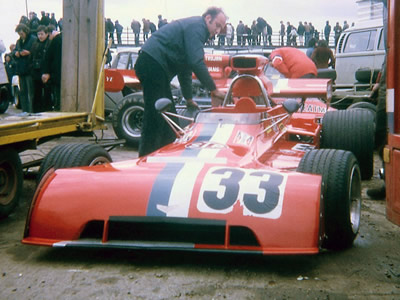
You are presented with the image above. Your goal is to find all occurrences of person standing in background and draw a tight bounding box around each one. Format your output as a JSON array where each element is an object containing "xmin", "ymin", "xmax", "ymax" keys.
[
  {"xmin": 115, "ymin": 20, "xmax": 123, "ymax": 44},
  {"xmin": 280, "ymin": 21, "xmax": 285, "ymax": 46},
  {"xmin": 333, "ymin": 22, "xmax": 342, "ymax": 47},
  {"xmin": 4, "ymin": 53, "xmax": 16, "ymax": 104},
  {"xmin": 131, "ymin": 19, "xmax": 141, "ymax": 46},
  {"xmin": 42, "ymin": 27, "xmax": 62, "ymax": 111},
  {"xmin": 324, "ymin": 21, "xmax": 331, "ymax": 45},
  {"xmin": 0, "ymin": 40, "xmax": 9, "ymax": 108},
  {"xmin": 30, "ymin": 25, "xmax": 51, "ymax": 112},
  {"xmin": 13, "ymin": 24, "xmax": 36, "ymax": 113},
  {"xmin": 142, "ymin": 18, "xmax": 150, "ymax": 42},
  {"xmin": 311, "ymin": 39, "xmax": 335, "ymax": 69}
]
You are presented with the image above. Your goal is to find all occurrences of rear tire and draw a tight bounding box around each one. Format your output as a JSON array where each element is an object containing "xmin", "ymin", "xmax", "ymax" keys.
[
  {"xmin": 297, "ymin": 149, "xmax": 361, "ymax": 250},
  {"xmin": 112, "ymin": 92, "xmax": 144, "ymax": 147},
  {"xmin": 321, "ymin": 110, "xmax": 374, "ymax": 180},
  {"xmin": 0, "ymin": 149, "xmax": 23, "ymax": 218},
  {"xmin": 347, "ymin": 101, "xmax": 376, "ymax": 122}
]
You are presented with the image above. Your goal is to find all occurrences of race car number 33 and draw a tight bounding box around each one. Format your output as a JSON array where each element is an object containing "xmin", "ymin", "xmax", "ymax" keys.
[{"xmin": 197, "ymin": 167, "xmax": 288, "ymax": 219}]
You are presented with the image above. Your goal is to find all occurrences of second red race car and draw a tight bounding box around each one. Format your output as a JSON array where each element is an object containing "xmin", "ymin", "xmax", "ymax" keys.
[{"xmin": 23, "ymin": 54, "xmax": 374, "ymax": 254}]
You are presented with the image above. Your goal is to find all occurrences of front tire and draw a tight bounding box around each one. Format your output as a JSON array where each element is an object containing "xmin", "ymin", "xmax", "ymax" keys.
[
  {"xmin": 38, "ymin": 143, "xmax": 112, "ymax": 183},
  {"xmin": 112, "ymin": 92, "xmax": 144, "ymax": 147},
  {"xmin": 298, "ymin": 149, "xmax": 361, "ymax": 250}
]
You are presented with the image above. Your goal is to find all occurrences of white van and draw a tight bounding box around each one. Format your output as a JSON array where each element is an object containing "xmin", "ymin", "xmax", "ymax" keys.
[{"xmin": 334, "ymin": 19, "xmax": 385, "ymax": 87}]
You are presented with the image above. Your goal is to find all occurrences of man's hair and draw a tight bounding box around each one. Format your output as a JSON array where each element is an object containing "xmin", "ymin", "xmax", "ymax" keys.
[
  {"xmin": 202, "ymin": 7, "xmax": 225, "ymax": 21},
  {"xmin": 317, "ymin": 40, "xmax": 328, "ymax": 48},
  {"xmin": 15, "ymin": 23, "xmax": 30, "ymax": 34},
  {"xmin": 37, "ymin": 25, "xmax": 48, "ymax": 33}
]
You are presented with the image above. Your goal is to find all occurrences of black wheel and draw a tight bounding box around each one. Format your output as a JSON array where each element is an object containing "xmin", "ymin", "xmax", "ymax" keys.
[
  {"xmin": 297, "ymin": 149, "xmax": 361, "ymax": 250},
  {"xmin": 347, "ymin": 101, "xmax": 376, "ymax": 122},
  {"xmin": 38, "ymin": 143, "xmax": 112, "ymax": 183},
  {"xmin": 0, "ymin": 149, "xmax": 23, "ymax": 218},
  {"xmin": 112, "ymin": 92, "xmax": 144, "ymax": 147},
  {"xmin": 0, "ymin": 86, "xmax": 9, "ymax": 114},
  {"xmin": 321, "ymin": 110, "xmax": 374, "ymax": 180},
  {"xmin": 66, "ymin": 144, "xmax": 112, "ymax": 166}
]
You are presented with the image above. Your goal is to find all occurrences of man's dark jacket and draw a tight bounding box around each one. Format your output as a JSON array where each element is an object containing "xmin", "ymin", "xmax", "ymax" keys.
[
  {"xmin": 13, "ymin": 34, "xmax": 36, "ymax": 76},
  {"xmin": 43, "ymin": 33, "xmax": 62, "ymax": 85},
  {"xmin": 139, "ymin": 16, "xmax": 216, "ymax": 99}
]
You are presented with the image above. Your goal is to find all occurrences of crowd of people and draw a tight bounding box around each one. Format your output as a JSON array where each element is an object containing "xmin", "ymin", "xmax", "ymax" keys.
[
  {"xmin": 1, "ymin": 11, "xmax": 62, "ymax": 114},
  {"xmin": 103, "ymin": 16, "xmax": 353, "ymax": 48},
  {"xmin": 2, "ymin": 9, "xmax": 350, "ymax": 115}
]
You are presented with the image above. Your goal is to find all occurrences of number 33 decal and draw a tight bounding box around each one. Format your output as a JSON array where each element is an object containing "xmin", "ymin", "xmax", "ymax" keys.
[{"xmin": 197, "ymin": 167, "xmax": 287, "ymax": 219}]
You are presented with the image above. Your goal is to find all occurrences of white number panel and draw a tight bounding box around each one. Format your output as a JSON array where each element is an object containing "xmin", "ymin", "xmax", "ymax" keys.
[{"xmin": 197, "ymin": 167, "xmax": 288, "ymax": 219}]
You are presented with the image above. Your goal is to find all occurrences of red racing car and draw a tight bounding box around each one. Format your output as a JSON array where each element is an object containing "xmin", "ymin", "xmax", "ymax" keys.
[{"xmin": 23, "ymin": 54, "xmax": 374, "ymax": 254}]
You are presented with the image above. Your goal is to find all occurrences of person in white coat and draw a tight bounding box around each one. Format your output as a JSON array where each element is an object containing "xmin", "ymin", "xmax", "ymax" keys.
[
  {"xmin": 0, "ymin": 39, "xmax": 10, "ymax": 113},
  {"xmin": 0, "ymin": 40, "xmax": 8, "ymax": 85}
]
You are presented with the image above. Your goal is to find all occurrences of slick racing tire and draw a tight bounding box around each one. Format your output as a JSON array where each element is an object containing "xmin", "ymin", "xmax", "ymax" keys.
[
  {"xmin": 112, "ymin": 92, "xmax": 144, "ymax": 147},
  {"xmin": 321, "ymin": 109, "xmax": 374, "ymax": 180},
  {"xmin": 347, "ymin": 101, "xmax": 376, "ymax": 123},
  {"xmin": 0, "ymin": 148, "xmax": 23, "ymax": 219},
  {"xmin": 297, "ymin": 149, "xmax": 362, "ymax": 250},
  {"xmin": 38, "ymin": 143, "xmax": 112, "ymax": 183},
  {"xmin": 0, "ymin": 86, "xmax": 9, "ymax": 114}
]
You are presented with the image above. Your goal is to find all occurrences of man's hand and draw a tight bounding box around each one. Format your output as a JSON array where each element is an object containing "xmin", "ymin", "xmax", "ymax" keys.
[
  {"xmin": 186, "ymin": 98, "xmax": 199, "ymax": 109},
  {"xmin": 20, "ymin": 50, "xmax": 30, "ymax": 56},
  {"xmin": 211, "ymin": 89, "xmax": 225, "ymax": 107},
  {"xmin": 42, "ymin": 74, "xmax": 50, "ymax": 84}
]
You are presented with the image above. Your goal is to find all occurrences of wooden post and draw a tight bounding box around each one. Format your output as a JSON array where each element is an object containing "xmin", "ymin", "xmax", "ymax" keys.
[{"xmin": 61, "ymin": 0, "xmax": 104, "ymax": 113}]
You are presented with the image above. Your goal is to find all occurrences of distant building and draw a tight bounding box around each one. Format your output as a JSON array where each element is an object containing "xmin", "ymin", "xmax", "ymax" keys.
[{"xmin": 356, "ymin": 0, "xmax": 384, "ymax": 22}]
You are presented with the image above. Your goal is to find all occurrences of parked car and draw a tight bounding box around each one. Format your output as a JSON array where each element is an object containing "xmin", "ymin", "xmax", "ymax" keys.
[
  {"xmin": 335, "ymin": 19, "xmax": 385, "ymax": 87},
  {"xmin": 332, "ymin": 19, "xmax": 385, "ymax": 108}
]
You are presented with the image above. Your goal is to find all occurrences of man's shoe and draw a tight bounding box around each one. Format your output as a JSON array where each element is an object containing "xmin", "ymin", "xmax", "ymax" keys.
[{"xmin": 367, "ymin": 185, "xmax": 386, "ymax": 200}]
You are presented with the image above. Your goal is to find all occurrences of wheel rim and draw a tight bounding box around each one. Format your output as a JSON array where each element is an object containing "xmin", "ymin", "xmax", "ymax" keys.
[
  {"xmin": 122, "ymin": 105, "xmax": 144, "ymax": 138},
  {"xmin": 0, "ymin": 160, "xmax": 17, "ymax": 206},
  {"xmin": 349, "ymin": 165, "xmax": 362, "ymax": 234},
  {"xmin": 88, "ymin": 156, "xmax": 111, "ymax": 166}
]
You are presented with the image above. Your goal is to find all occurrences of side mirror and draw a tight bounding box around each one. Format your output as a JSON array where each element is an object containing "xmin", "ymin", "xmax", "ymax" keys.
[
  {"xmin": 155, "ymin": 98, "xmax": 172, "ymax": 113},
  {"xmin": 282, "ymin": 99, "xmax": 300, "ymax": 114}
]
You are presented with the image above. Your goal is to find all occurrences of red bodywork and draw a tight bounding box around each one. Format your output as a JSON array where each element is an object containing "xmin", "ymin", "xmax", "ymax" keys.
[
  {"xmin": 104, "ymin": 53, "xmax": 234, "ymax": 93},
  {"xmin": 23, "ymin": 55, "xmax": 334, "ymax": 254}
]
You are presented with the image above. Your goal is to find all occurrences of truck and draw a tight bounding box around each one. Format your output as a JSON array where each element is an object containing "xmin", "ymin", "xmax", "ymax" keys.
[{"xmin": 0, "ymin": 1, "xmax": 114, "ymax": 218}]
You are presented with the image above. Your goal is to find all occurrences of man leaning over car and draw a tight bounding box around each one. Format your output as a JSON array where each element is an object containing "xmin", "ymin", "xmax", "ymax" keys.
[{"xmin": 134, "ymin": 7, "xmax": 226, "ymax": 157}]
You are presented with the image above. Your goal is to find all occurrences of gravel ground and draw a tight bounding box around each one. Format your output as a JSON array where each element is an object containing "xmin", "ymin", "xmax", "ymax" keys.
[{"xmin": 1, "ymin": 123, "xmax": 400, "ymax": 300}]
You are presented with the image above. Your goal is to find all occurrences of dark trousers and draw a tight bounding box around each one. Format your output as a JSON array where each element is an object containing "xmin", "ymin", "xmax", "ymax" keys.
[
  {"xmin": 32, "ymin": 79, "xmax": 52, "ymax": 112},
  {"xmin": 134, "ymin": 51, "xmax": 177, "ymax": 157}
]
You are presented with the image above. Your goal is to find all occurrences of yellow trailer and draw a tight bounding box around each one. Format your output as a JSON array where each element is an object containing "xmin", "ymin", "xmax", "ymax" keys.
[{"xmin": 0, "ymin": 0, "xmax": 110, "ymax": 218}]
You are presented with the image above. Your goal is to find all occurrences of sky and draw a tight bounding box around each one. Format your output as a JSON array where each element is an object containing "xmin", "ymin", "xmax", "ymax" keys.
[{"xmin": 0, "ymin": 0, "xmax": 360, "ymax": 53}]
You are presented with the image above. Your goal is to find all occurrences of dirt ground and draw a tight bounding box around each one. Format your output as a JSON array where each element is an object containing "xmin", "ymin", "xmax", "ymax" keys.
[{"xmin": 1, "ymin": 124, "xmax": 400, "ymax": 300}]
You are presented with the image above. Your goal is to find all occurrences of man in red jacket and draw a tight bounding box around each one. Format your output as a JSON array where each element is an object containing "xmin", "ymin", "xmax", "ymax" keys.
[{"xmin": 269, "ymin": 47, "xmax": 317, "ymax": 78}]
